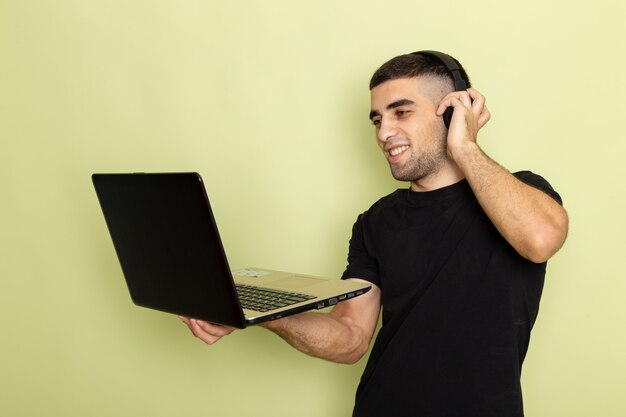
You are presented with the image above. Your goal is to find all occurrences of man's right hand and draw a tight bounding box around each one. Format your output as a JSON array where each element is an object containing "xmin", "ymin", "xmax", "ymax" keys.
[
  {"xmin": 179, "ymin": 279, "xmax": 381, "ymax": 364},
  {"xmin": 179, "ymin": 316, "xmax": 236, "ymax": 345}
]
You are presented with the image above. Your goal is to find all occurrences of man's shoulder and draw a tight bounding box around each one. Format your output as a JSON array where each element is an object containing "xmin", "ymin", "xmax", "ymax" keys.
[
  {"xmin": 350, "ymin": 189, "xmax": 409, "ymax": 230},
  {"xmin": 362, "ymin": 188, "xmax": 405, "ymax": 216},
  {"xmin": 513, "ymin": 170, "xmax": 562, "ymax": 204}
]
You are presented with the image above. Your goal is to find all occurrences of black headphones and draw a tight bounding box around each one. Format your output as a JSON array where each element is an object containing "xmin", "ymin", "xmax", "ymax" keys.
[{"xmin": 411, "ymin": 50, "xmax": 467, "ymax": 129}]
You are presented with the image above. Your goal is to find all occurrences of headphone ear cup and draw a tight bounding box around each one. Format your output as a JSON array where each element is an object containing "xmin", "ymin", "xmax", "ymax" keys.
[{"xmin": 443, "ymin": 107, "xmax": 453, "ymax": 129}]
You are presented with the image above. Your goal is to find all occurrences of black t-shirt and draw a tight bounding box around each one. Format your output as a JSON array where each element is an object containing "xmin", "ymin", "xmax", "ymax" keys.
[{"xmin": 342, "ymin": 171, "xmax": 562, "ymax": 417}]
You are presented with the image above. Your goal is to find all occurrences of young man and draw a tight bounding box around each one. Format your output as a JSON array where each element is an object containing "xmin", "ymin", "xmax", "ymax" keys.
[{"xmin": 181, "ymin": 51, "xmax": 568, "ymax": 416}]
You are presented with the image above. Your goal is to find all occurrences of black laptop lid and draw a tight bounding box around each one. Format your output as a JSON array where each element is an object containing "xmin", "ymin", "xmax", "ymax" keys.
[{"xmin": 92, "ymin": 173, "xmax": 247, "ymax": 328}]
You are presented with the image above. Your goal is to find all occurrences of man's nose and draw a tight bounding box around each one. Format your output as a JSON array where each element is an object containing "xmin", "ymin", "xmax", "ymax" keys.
[{"xmin": 377, "ymin": 118, "xmax": 398, "ymax": 143}]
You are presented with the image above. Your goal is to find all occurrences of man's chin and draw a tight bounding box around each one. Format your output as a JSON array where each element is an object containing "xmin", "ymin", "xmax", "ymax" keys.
[{"xmin": 390, "ymin": 167, "xmax": 417, "ymax": 182}]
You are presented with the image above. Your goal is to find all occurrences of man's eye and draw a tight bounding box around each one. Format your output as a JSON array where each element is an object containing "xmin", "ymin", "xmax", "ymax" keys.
[
  {"xmin": 396, "ymin": 110, "xmax": 411, "ymax": 117},
  {"xmin": 371, "ymin": 119, "xmax": 381, "ymax": 127}
]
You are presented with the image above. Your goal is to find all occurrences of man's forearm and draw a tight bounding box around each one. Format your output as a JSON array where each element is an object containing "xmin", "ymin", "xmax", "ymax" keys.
[{"xmin": 261, "ymin": 310, "xmax": 372, "ymax": 364}]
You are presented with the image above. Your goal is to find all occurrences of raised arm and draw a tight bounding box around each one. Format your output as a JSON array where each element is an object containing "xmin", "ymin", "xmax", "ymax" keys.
[
  {"xmin": 438, "ymin": 88, "xmax": 569, "ymax": 263},
  {"xmin": 181, "ymin": 279, "xmax": 381, "ymax": 364}
]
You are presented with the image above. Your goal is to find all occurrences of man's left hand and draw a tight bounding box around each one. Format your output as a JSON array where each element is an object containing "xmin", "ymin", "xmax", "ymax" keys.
[{"xmin": 436, "ymin": 87, "xmax": 491, "ymax": 160}]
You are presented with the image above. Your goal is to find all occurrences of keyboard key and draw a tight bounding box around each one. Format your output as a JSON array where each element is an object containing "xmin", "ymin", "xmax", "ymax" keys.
[{"xmin": 235, "ymin": 284, "xmax": 315, "ymax": 312}]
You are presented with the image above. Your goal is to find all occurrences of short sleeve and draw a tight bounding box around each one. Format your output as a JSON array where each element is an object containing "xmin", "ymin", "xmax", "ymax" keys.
[
  {"xmin": 341, "ymin": 213, "xmax": 381, "ymax": 287},
  {"xmin": 514, "ymin": 171, "xmax": 563, "ymax": 205}
]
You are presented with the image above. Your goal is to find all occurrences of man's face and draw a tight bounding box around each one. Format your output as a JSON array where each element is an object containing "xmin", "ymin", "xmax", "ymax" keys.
[{"xmin": 369, "ymin": 77, "xmax": 448, "ymax": 184}]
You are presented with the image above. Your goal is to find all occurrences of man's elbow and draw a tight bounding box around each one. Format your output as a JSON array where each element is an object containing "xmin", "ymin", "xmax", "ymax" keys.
[
  {"xmin": 523, "ymin": 213, "xmax": 569, "ymax": 263},
  {"xmin": 335, "ymin": 343, "xmax": 370, "ymax": 365},
  {"xmin": 330, "ymin": 327, "xmax": 372, "ymax": 364}
]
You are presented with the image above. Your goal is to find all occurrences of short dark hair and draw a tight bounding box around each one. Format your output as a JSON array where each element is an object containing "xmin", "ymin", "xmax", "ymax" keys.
[{"xmin": 369, "ymin": 52, "xmax": 471, "ymax": 90}]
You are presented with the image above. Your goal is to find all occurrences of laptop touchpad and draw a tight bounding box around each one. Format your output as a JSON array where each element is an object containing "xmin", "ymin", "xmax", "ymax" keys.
[{"xmin": 271, "ymin": 276, "xmax": 325, "ymax": 289}]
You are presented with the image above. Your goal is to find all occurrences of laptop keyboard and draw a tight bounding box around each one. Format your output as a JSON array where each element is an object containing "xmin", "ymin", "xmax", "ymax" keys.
[{"xmin": 235, "ymin": 284, "xmax": 316, "ymax": 312}]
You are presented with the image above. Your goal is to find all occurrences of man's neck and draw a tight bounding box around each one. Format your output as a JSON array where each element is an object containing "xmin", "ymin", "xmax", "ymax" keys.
[{"xmin": 409, "ymin": 164, "xmax": 465, "ymax": 192}]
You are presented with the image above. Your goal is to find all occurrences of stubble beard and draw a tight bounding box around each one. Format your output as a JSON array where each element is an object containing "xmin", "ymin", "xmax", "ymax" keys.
[{"xmin": 389, "ymin": 137, "xmax": 448, "ymax": 183}]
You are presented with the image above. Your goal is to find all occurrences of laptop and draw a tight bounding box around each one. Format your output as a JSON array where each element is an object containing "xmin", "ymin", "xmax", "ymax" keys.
[{"xmin": 92, "ymin": 172, "xmax": 371, "ymax": 328}]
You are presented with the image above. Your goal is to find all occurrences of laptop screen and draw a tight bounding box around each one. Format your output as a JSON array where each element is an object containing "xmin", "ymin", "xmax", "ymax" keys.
[{"xmin": 93, "ymin": 173, "xmax": 246, "ymax": 327}]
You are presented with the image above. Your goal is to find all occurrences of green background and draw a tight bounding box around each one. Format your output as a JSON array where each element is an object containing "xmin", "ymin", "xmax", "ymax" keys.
[{"xmin": 1, "ymin": 1, "xmax": 624, "ymax": 416}]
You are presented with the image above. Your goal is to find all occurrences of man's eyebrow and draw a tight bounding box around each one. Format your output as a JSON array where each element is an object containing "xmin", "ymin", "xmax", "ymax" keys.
[
  {"xmin": 369, "ymin": 99, "xmax": 416, "ymax": 121},
  {"xmin": 387, "ymin": 98, "xmax": 416, "ymax": 110}
]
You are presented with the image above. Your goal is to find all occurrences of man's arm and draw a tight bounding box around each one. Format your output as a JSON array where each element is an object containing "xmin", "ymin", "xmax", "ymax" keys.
[
  {"xmin": 262, "ymin": 279, "xmax": 381, "ymax": 364},
  {"xmin": 181, "ymin": 279, "xmax": 381, "ymax": 364},
  {"xmin": 438, "ymin": 88, "xmax": 569, "ymax": 263}
]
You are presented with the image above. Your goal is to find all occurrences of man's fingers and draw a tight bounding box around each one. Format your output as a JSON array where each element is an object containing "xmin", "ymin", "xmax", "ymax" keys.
[
  {"xmin": 194, "ymin": 320, "xmax": 235, "ymax": 337},
  {"xmin": 180, "ymin": 316, "xmax": 235, "ymax": 345},
  {"xmin": 437, "ymin": 89, "xmax": 491, "ymax": 133},
  {"xmin": 437, "ymin": 91, "xmax": 473, "ymax": 116},
  {"xmin": 467, "ymin": 88, "xmax": 485, "ymax": 103},
  {"xmin": 190, "ymin": 319, "xmax": 223, "ymax": 344},
  {"xmin": 459, "ymin": 91, "xmax": 473, "ymax": 108},
  {"xmin": 477, "ymin": 106, "xmax": 491, "ymax": 129},
  {"xmin": 468, "ymin": 89, "xmax": 485, "ymax": 115}
]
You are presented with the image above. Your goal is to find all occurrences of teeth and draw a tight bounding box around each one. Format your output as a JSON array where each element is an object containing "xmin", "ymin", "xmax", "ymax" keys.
[{"xmin": 389, "ymin": 145, "xmax": 409, "ymax": 156}]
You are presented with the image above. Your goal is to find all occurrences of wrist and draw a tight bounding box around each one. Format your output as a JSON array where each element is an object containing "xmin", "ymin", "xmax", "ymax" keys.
[
  {"xmin": 260, "ymin": 316, "xmax": 288, "ymax": 332},
  {"xmin": 449, "ymin": 141, "xmax": 481, "ymax": 166}
]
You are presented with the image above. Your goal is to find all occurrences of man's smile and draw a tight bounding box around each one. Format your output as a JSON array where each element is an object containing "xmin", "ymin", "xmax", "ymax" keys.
[
  {"xmin": 385, "ymin": 144, "xmax": 411, "ymax": 164},
  {"xmin": 388, "ymin": 145, "xmax": 410, "ymax": 157}
]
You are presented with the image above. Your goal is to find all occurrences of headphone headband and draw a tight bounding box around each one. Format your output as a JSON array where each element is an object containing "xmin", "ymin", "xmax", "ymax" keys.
[
  {"xmin": 410, "ymin": 50, "xmax": 467, "ymax": 129},
  {"xmin": 411, "ymin": 50, "xmax": 467, "ymax": 92}
]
